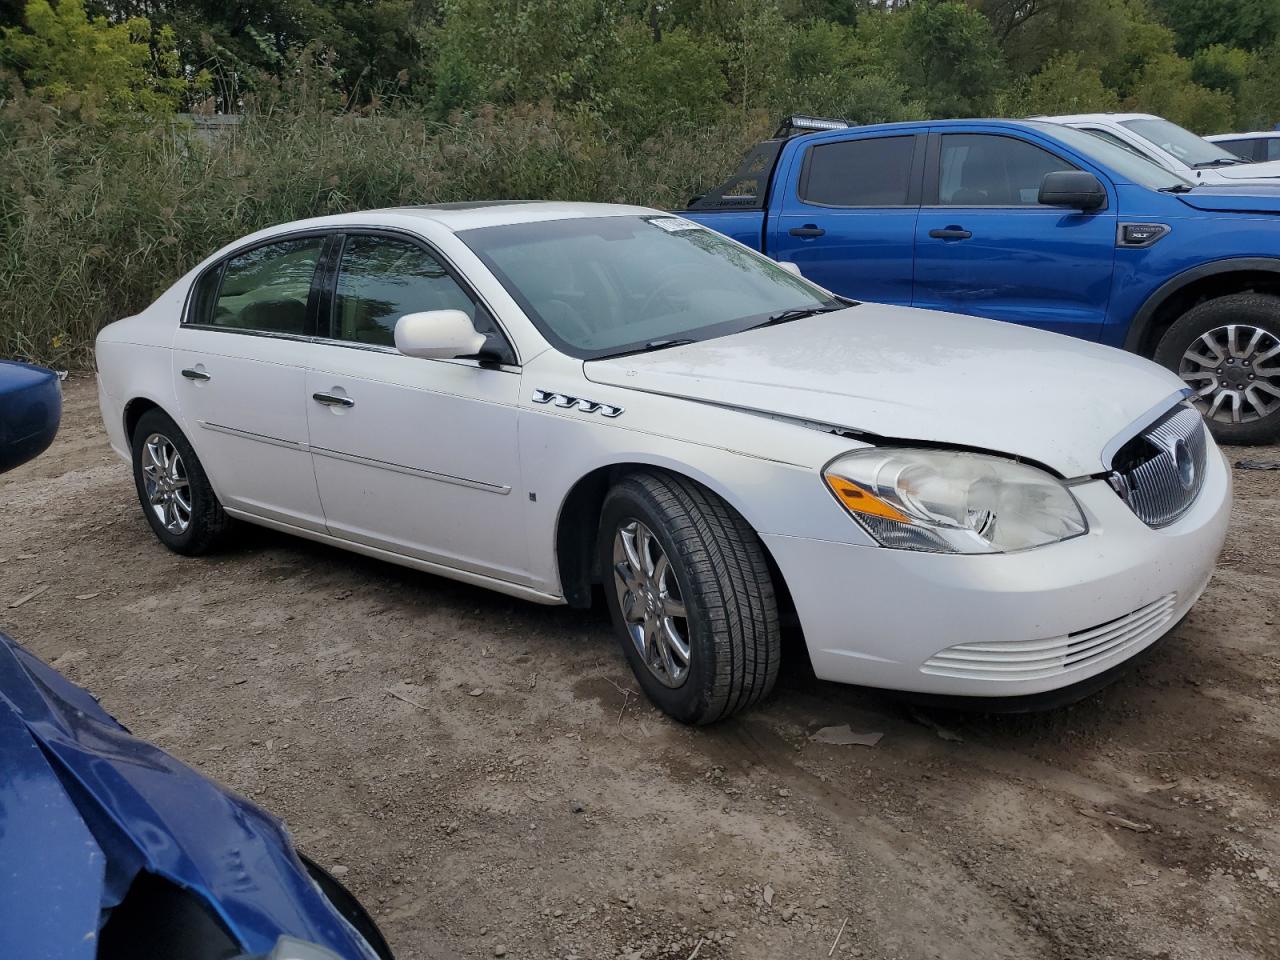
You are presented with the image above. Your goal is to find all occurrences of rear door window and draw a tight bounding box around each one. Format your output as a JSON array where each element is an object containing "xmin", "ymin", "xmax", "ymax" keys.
[
  {"xmin": 800, "ymin": 136, "xmax": 917, "ymax": 207},
  {"xmin": 207, "ymin": 238, "xmax": 325, "ymax": 334}
]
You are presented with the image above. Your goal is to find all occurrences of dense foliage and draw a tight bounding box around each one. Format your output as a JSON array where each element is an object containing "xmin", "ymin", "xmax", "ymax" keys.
[{"xmin": 3, "ymin": 0, "xmax": 1280, "ymax": 365}]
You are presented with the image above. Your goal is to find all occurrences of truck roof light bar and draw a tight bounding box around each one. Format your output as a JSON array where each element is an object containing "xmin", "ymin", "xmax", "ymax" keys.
[{"xmin": 774, "ymin": 115, "xmax": 849, "ymax": 138}]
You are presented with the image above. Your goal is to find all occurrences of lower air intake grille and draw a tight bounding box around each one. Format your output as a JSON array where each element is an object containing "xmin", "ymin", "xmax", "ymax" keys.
[{"xmin": 921, "ymin": 593, "xmax": 1178, "ymax": 682}]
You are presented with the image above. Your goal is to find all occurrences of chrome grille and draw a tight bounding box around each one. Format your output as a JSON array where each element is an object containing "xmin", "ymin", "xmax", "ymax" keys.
[
  {"xmin": 1109, "ymin": 405, "xmax": 1207, "ymax": 528},
  {"xmin": 921, "ymin": 593, "xmax": 1178, "ymax": 682}
]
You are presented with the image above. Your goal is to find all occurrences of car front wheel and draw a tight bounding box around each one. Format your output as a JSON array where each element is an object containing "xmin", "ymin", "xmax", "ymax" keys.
[
  {"xmin": 598, "ymin": 471, "xmax": 781, "ymax": 725},
  {"xmin": 1155, "ymin": 292, "xmax": 1280, "ymax": 443},
  {"xmin": 130, "ymin": 408, "xmax": 229, "ymax": 555}
]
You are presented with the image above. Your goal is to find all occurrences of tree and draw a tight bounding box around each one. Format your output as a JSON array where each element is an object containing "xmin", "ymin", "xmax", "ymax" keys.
[
  {"xmin": 1129, "ymin": 52, "xmax": 1236, "ymax": 132},
  {"xmin": 1153, "ymin": 0, "xmax": 1280, "ymax": 55},
  {"xmin": 0, "ymin": 0, "xmax": 191, "ymax": 112},
  {"xmin": 894, "ymin": 0, "xmax": 1005, "ymax": 116},
  {"xmin": 997, "ymin": 51, "xmax": 1120, "ymax": 116}
]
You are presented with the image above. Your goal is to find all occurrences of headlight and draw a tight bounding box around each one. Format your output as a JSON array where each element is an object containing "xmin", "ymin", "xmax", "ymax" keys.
[{"xmin": 823, "ymin": 448, "xmax": 1087, "ymax": 554}]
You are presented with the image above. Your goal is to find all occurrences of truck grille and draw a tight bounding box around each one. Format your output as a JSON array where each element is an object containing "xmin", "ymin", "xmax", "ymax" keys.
[
  {"xmin": 1108, "ymin": 405, "xmax": 1207, "ymax": 528},
  {"xmin": 920, "ymin": 593, "xmax": 1178, "ymax": 682}
]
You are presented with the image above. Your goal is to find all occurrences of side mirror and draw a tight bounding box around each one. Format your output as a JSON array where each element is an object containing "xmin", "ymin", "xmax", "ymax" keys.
[
  {"xmin": 775, "ymin": 261, "xmax": 804, "ymax": 278},
  {"xmin": 1038, "ymin": 171, "xmax": 1107, "ymax": 211},
  {"xmin": 394, "ymin": 310, "xmax": 487, "ymax": 360}
]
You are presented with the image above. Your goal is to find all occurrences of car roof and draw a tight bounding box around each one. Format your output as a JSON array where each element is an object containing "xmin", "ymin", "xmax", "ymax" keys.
[
  {"xmin": 219, "ymin": 202, "xmax": 665, "ymax": 255},
  {"xmin": 1206, "ymin": 131, "xmax": 1280, "ymax": 140},
  {"xmin": 380, "ymin": 200, "xmax": 658, "ymax": 232},
  {"xmin": 1033, "ymin": 113, "xmax": 1156, "ymax": 124}
]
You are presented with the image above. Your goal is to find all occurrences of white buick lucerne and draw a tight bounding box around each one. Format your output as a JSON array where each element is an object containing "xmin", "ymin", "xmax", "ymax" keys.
[{"xmin": 96, "ymin": 202, "xmax": 1231, "ymax": 723}]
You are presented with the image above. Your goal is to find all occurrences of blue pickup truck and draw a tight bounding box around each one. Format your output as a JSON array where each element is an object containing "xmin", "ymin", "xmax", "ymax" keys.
[{"xmin": 681, "ymin": 117, "xmax": 1280, "ymax": 443}]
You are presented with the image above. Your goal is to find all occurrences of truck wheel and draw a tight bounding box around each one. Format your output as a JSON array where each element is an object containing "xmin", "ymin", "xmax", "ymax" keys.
[
  {"xmin": 1154, "ymin": 292, "xmax": 1280, "ymax": 444},
  {"xmin": 598, "ymin": 471, "xmax": 781, "ymax": 725}
]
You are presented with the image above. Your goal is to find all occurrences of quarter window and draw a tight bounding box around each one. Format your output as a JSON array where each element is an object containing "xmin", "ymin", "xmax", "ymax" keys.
[
  {"xmin": 209, "ymin": 238, "xmax": 325, "ymax": 333},
  {"xmin": 801, "ymin": 136, "xmax": 916, "ymax": 207},
  {"xmin": 938, "ymin": 134, "xmax": 1076, "ymax": 206},
  {"xmin": 331, "ymin": 235, "xmax": 483, "ymax": 347}
]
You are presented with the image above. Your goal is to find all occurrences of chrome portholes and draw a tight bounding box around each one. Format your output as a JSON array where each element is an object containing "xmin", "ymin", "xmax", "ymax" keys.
[
  {"xmin": 531, "ymin": 389, "xmax": 624, "ymax": 418},
  {"xmin": 612, "ymin": 519, "xmax": 690, "ymax": 688},
  {"xmin": 141, "ymin": 433, "xmax": 193, "ymax": 535}
]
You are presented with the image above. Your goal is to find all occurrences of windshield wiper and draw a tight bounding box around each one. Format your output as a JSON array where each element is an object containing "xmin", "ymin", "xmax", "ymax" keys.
[
  {"xmin": 754, "ymin": 304, "xmax": 844, "ymax": 328},
  {"xmin": 604, "ymin": 338, "xmax": 698, "ymax": 358},
  {"xmin": 1193, "ymin": 157, "xmax": 1246, "ymax": 168},
  {"xmin": 1159, "ymin": 183, "xmax": 1195, "ymax": 193}
]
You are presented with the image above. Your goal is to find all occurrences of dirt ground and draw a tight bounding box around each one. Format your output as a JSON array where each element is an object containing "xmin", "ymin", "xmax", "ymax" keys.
[{"xmin": 2, "ymin": 378, "xmax": 1278, "ymax": 960}]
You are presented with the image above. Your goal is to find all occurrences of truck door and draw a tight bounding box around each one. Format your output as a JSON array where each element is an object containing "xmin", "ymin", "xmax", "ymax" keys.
[
  {"xmin": 913, "ymin": 130, "xmax": 1117, "ymax": 341},
  {"xmin": 770, "ymin": 131, "xmax": 924, "ymax": 305}
]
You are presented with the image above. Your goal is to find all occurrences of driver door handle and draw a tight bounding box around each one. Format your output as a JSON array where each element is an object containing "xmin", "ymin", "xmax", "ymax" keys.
[
  {"xmin": 928, "ymin": 227, "xmax": 972, "ymax": 240},
  {"xmin": 312, "ymin": 392, "xmax": 354, "ymax": 408},
  {"xmin": 180, "ymin": 368, "xmax": 210, "ymax": 382},
  {"xmin": 789, "ymin": 225, "xmax": 826, "ymax": 238}
]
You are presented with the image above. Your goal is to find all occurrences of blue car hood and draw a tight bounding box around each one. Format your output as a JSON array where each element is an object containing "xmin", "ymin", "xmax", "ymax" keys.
[
  {"xmin": 0, "ymin": 633, "xmax": 374, "ymax": 959},
  {"xmin": 1175, "ymin": 187, "xmax": 1280, "ymax": 214}
]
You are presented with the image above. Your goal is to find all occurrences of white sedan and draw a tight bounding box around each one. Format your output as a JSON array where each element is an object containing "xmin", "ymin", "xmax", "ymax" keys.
[{"xmin": 96, "ymin": 202, "xmax": 1231, "ymax": 723}]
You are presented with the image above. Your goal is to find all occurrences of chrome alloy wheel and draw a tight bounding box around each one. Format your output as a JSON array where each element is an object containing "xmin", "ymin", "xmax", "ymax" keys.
[
  {"xmin": 141, "ymin": 433, "xmax": 192, "ymax": 535},
  {"xmin": 612, "ymin": 519, "xmax": 690, "ymax": 688},
  {"xmin": 1179, "ymin": 323, "xmax": 1280, "ymax": 424}
]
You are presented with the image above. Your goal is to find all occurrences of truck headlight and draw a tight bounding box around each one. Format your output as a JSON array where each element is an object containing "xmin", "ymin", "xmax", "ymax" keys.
[{"xmin": 823, "ymin": 449, "xmax": 1087, "ymax": 554}]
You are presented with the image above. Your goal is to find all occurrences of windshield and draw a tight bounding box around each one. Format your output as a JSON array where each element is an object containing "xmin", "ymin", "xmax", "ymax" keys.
[
  {"xmin": 459, "ymin": 215, "xmax": 841, "ymax": 358},
  {"xmin": 1120, "ymin": 117, "xmax": 1240, "ymax": 168},
  {"xmin": 1029, "ymin": 122, "xmax": 1193, "ymax": 190}
]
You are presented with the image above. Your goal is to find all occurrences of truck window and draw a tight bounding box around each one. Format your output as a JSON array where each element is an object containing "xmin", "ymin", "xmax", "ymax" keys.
[
  {"xmin": 800, "ymin": 136, "xmax": 916, "ymax": 207},
  {"xmin": 937, "ymin": 134, "xmax": 1075, "ymax": 206}
]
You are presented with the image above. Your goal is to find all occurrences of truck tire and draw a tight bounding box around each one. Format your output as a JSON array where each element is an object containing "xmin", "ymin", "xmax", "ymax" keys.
[
  {"xmin": 599, "ymin": 470, "xmax": 781, "ymax": 725},
  {"xmin": 1154, "ymin": 292, "xmax": 1280, "ymax": 444}
]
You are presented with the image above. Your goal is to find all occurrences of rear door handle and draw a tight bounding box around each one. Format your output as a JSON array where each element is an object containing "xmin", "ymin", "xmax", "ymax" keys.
[
  {"xmin": 928, "ymin": 227, "xmax": 972, "ymax": 240},
  {"xmin": 312, "ymin": 392, "xmax": 354, "ymax": 408},
  {"xmin": 180, "ymin": 368, "xmax": 210, "ymax": 382},
  {"xmin": 789, "ymin": 225, "xmax": 826, "ymax": 238}
]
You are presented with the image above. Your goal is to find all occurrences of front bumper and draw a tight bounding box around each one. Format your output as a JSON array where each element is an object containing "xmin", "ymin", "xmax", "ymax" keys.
[{"xmin": 764, "ymin": 449, "xmax": 1232, "ymax": 699}]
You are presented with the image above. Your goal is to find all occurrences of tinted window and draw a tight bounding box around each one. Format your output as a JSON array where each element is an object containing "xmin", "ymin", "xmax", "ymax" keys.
[
  {"xmin": 331, "ymin": 235, "xmax": 479, "ymax": 346},
  {"xmin": 802, "ymin": 136, "xmax": 916, "ymax": 206},
  {"xmin": 1220, "ymin": 137, "xmax": 1270, "ymax": 162},
  {"xmin": 938, "ymin": 134, "xmax": 1075, "ymax": 206},
  {"xmin": 188, "ymin": 263, "xmax": 223, "ymax": 325},
  {"xmin": 211, "ymin": 238, "xmax": 324, "ymax": 334}
]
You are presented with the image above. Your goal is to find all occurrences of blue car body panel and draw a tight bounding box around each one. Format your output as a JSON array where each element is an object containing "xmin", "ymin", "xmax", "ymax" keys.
[
  {"xmin": 0, "ymin": 361, "xmax": 62, "ymax": 473},
  {"xmin": 682, "ymin": 118, "xmax": 1280, "ymax": 354},
  {"xmin": 0, "ymin": 633, "xmax": 376, "ymax": 960}
]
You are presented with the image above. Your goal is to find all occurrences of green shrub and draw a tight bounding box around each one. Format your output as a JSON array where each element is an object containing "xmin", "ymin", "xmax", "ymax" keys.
[{"xmin": 0, "ymin": 94, "xmax": 766, "ymax": 367}]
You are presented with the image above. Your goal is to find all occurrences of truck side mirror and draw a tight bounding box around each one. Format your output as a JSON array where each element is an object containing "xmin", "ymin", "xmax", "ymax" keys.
[{"xmin": 1038, "ymin": 171, "xmax": 1107, "ymax": 211}]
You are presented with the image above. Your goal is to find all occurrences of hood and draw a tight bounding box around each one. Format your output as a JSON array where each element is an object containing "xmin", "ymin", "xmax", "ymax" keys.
[
  {"xmin": 1176, "ymin": 186, "xmax": 1280, "ymax": 214},
  {"xmin": 1209, "ymin": 159, "xmax": 1280, "ymax": 181},
  {"xmin": 0, "ymin": 633, "xmax": 377, "ymax": 960},
  {"xmin": 584, "ymin": 304, "xmax": 1187, "ymax": 478}
]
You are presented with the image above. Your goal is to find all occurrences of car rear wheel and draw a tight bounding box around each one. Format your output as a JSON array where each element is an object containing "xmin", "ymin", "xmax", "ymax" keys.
[
  {"xmin": 130, "ymin": 408, "xmax": 229, "ymax": 555},
  {"xmin": 598, "ymin": 471, "xmax": 781, "ymax": 725},
  {"xmin": 1155, "ymin": 293, "xmax": 1280, "ymax": 443}
]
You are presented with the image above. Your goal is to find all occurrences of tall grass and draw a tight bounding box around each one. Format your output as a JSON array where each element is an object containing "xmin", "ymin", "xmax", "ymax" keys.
[{"xmin": 0, "ymin": 98, "xmax": 768, "ymax": 368}]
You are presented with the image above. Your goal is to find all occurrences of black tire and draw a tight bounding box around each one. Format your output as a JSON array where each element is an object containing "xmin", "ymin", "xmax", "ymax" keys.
[
  {"xmin": 598, "ymin": 471, "xmax": 781, "ymax": 725},
  {"xmin": 130, "ymin": 408, "xmax": 229, "ymax": 555},
  {"xmin": 1153, "ymin": 292, "xmax": 1280, "ymax": 444}
]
